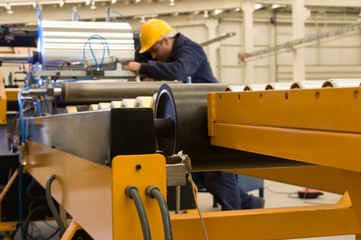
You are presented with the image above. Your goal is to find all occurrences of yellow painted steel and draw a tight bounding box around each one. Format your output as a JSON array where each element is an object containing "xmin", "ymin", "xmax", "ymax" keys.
[
  {"xmin": 206, "ymin": 87, "xmax": 361, "ymax": 239},
  {"xmin": 0, "ymin": 170, "xmax": 18, "ymax": 233},
  {"xmin": 212, "ymin": 122, "xmax": 361, "ymax": 171},
  {"xmin": 171, "ymin": 199, "xmax": 361, "ymax": 240},
  {"xmin": 60, "ymin": 220, "xmax": 83, "ymax": 240},
  {"xmin": 25, "ymin": 141, "xmax": 112, "ymax": 239},
  {"xmin": 228, "ymin": 166, "xmax": 346, "ymax": 194},
  {"xmin": 26, "ymin": 141, "xmax": 167, "ymax": 239},
  {"xmin": 5, "ymin": 88, "xmax": 20, "ymax": 102},
  {"xmin": 208, "ymin": 87, "xmax": 361, "ymax": 136},
  {"xmin": 0, "ymin": 71, "xmax": 7, "ymax": 125},
  {"xmin": 112, "ymin": 154, "xmax": 167, "ymax": 240}
]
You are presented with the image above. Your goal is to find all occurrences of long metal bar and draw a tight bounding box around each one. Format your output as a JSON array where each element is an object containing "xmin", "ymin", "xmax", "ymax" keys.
[
  {"xmin": 170, "ymin": 195, "xmax": 361, "ymax": 239},
  {"xmin": 0, "ymin": 53, "xmax": 29, "ymax": 63},
  {"xmin": 239, "ymin": 21, "xmax": 361, "ymax": 62}
]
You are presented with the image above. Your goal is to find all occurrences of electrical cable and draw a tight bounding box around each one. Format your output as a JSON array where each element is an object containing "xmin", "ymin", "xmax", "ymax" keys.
[
  {"xmin": 125, "ymin": 186, "xmax": 152, "ymax": 240},
  {"xmin": 45, "ymin": 228, "xmax": 59, "ymax": 240},
  {"xmin": 188, "ymin": 173, "xmax": 208, "ymax": 240},
  {"xmin": 45, "ymin": 175, "xmax": 66, "ymax": 237},
  {"xmin": 23, "ymin": 204, "xmax": 48, "ymax": 240},
  {"xmin": 145, "ymin": 186, "xmax": 172, "ymax": 240}
]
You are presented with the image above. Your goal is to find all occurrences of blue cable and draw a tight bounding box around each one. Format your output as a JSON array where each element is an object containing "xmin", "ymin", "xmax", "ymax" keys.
[
  {"xmin": 83, "ymin": 34, "xmax": 110, "ymax": 69},
  {"xmin": 111, "ymin": 10, "xmax": 126, "ymax": 22}
]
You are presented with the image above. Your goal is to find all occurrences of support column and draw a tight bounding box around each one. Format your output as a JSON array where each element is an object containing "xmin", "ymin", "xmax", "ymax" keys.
[
  {"xmin": 241, "ymin": 0, "xmax": 256, "ymax": 83},
  {"xmin": 292, "ymin": 0, "xmax": 310, "ymax": 82},
  {"xmin": 205, "ymin": 19, "xmax": 219, "ymax": 79}
]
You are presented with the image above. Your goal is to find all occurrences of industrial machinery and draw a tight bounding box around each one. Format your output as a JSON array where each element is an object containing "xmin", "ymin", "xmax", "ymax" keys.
[{"xmin": 2, "ymin": 14, "xmax": 361, "ymax": 240}]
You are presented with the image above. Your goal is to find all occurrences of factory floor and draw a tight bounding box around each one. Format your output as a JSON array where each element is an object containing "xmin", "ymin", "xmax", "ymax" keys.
[{"xmin": 13, "ymin": 180, "xmax": 353, "ymax": 240}]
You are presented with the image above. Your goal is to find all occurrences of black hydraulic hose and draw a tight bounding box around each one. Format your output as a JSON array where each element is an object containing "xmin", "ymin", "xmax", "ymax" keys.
[
  {"xmin": 24, "ymin": 204, "xmax": 48, "ymax": 240},
  {"xmin": 45, "ymin": 175, "xmax": 66, "ymax": 237},
  {"xmin": 145, "ymin": 186, "xmax": 172, "ymax": 240},
  {"xmin": 125, "ymin": 186, "xmax": 152, "ymax": 240}
]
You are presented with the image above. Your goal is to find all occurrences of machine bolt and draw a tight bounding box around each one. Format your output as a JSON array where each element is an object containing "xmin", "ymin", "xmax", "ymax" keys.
[{"xmin": 135, "ymin": 164, "xmax": 142, "ymax": 170}]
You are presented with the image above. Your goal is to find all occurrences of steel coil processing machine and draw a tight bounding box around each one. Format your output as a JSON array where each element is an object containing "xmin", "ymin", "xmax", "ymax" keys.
[{"xmin": 3, "ymin": 18, "xmax": 361, "ymax": 240}]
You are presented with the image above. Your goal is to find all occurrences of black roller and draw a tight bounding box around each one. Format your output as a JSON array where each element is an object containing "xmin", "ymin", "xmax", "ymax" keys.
[
  {"xmin": 61, "ymin": 81, "xmax": 180, "ymax": 103},
  {"xmin": 155, "ymin": 83, "xmax": 309, "ymax": 171}
]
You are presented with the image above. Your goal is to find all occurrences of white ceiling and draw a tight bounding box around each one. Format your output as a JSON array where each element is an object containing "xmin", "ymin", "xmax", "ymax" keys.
[{"xmin": 0, "ymin": 0, "xmax": 360, "ymax": 25}]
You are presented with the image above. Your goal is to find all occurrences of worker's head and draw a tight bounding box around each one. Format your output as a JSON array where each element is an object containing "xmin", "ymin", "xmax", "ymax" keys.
[{"xmin": 139, "ymin": 19, "xmax": 174, "ymax": 62}]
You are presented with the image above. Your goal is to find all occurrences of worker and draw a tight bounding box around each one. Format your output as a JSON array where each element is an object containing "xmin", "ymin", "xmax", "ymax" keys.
[{"xmin": 124, "ymin": 18, "xmax": 264, "ymax": 210}]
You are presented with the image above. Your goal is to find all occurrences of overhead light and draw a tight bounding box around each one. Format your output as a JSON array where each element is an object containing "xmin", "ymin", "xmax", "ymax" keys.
[
  {"xmin": 135, "ymin": 0, "xmax": 141, "ymax": 3},
  {"xmin": 203, "ymin": 10, "xmax": 209, "ymax": 18},
  {"xmin": 140, "ymin": 16, "xmax": 145, "ymax": 23},
  {"xmin": 235, "ymin": 7, "xmax": 241, "ymax": 12},
  {"xmin": 5, "ymin": 4, "xmax": 13, "ymax": 14},
  {"xmin": 59, "ymin": 1, "xmax": 65, "ymax": 7},
  {"xmin": 169, "ymin": 0, "xmax": 175, "ymax": 7},
  {"xmin": 85, "ymin": 0, "xmax": 91, "ymax": 6},
  {"xmin": 272, "ymin": 4, "xmax": 281, "ymax": 9},
  {"xmin": 90, "ymin": 0, "xmax": 96, "ymax": 9},
  {"xmin": 255, "ymin": 3, "xmax": 263, "ymax": 10},
  {"xmin": 111, "ymin": 0, "xmax": 118, "ymax": 3},
  {"xmin": 213, "ymin": 9, "xmax": 223, "ymax": 15}
]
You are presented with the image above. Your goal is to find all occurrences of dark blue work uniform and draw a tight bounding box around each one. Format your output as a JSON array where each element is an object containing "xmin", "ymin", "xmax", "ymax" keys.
[
  {"xmin": 135, "ymin": 33, "xmax": 261, "ymax": 210},
  {"xmin": 136, "ymin": 33, "xmax": 217, "ymax": 83}
]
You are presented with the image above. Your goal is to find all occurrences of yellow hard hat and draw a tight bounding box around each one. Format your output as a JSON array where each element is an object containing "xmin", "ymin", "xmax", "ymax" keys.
[{"xmin": 139, "ymin": 19, "xmax": 173, "ymax": 53}]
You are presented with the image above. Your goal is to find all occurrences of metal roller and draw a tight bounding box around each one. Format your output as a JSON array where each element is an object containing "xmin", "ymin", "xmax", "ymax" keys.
[
  {"xmin": 61, "ymin": 81, "xmax": 180, "ymax": 103},
  {"xmin": 322, "ymin": 79, "xmax": 361, "ymax": 88},
  {"xmin": 265, "ymin": 82, "xmax": 293, "ymax": 90},
  {"xmin": 244, "ymin": 83, "xmax": 267, "ymax": 91},
  {"xmin": 154, "ymin": 83, "xmax": 307, "ymax": 171},
  {"xmin": 290, "ymin": 81, "xmax": 325, "ymax": 89},
  {"xmin": 225, "ymin": 85, "xmax": 245, "ymax": 92}
]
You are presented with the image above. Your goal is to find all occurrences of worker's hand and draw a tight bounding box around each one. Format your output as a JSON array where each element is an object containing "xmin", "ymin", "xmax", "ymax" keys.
[{"xmin": 124, "ymin": 62, "xmax": 141, "ymax": 72}]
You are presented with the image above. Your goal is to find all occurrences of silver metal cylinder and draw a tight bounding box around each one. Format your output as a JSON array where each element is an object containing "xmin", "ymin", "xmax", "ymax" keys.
[
  {"xmin": 265, "ymin": 82, "xmax": 293, "ymax": 90},
  {"xmin": 38, "ymin": 20, "xmax": 135, "ymax": 66},
  {"xmin": 0, "ymin": 53, "xmax": 29, "ymax": 63},
  {"xmin": 322, "ymin": 79, "xmax": 361, "ymax": 88},
  {"xmin": 60, "ymin": 81, "xmax": 180, "ymax": 103},
  {"xmin": 290, "ymin": 81, "xmax": 325, "ymax": 89},
  {"xmin": 225, "ymin": 85, "xmax": 245, "ymax": 92},
  {"xmin": 244, "ymin": 83, "xmax": 268, "ymax": 91}
]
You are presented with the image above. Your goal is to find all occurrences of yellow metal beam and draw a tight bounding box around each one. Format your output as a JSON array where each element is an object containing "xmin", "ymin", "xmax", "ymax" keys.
[
  {"xmin": 4, "ymin": 88, "xmax": 19, "ymax": 102},
  {"xmin": 227, "ymin": 165, "xmax": 346, "ymax": 194},
  {"xmin": 171, "ymin": 202, "xmax": 361, "ymax": 240},
  {"xmin": 212, "ymin": 122, "xmax": 361, "ymax": 172},
  {"xmin": 60, "ymin": 221, "xmax": 83, "ymax": 240},
  {"xmin": 25, "ymin": 141, "xmax": 112, "ymax": 239},
  {"xmin": 0, "ymin": 71, "xmax": 7, "ymax": 125},
  {"xmin": 208, "ymin": 87, "xmax": 361, "ymax": 136}
]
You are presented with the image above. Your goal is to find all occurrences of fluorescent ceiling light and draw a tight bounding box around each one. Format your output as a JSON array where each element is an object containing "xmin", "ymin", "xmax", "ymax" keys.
[
  {"xmin": 213, "ymin": 9, "xmax": 223, "ymax": 15},
  {"xmin": 111, "ymin": 0, "xmax": 118, "ymax": 3},
  {"xmin": 272, "ymin": 4, "xmax": 281, "ymax": 9},
  {"xmin": 235, "ymin": 7, "xmax": 241, "ymax": 12},
  {"xmin": 169, "ymin": 0, "xmax": 175, "ymax": 7},
  {"xmin": 255, "ymin": 3, "xmax": 263, "ymax": 10},
  {"xmin": 203, "ymin": 11, "xmax": 209, "ymax": 18}
]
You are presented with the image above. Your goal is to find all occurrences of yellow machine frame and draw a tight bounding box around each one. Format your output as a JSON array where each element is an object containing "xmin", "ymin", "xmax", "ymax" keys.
[
  {"xmin": 0, "ymin": 72, "xmax": 7, "ymax": 125},
  {"xmin": 18, "ymin": 86, "xmax": 361, "ymax": 239}
]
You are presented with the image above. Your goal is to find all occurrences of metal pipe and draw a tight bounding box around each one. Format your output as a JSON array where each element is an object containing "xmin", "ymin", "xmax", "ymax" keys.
[
  {"xmin": 322, "ymin": 79, "xmax": 361, "ymax": 88},
  {"xmin": 61, "ymin": 81, "xmax": 180, "ymax": 103},
  {"xmin": 265, "ymin": 82, "xmax": 293, "ymax": 90},
  {"xmin": 155, "ymin": 83, "xmax": 306, "ymax": 171},
  {"xmin": 290, "ymin": 80, "xmax": 325, "ymax": 89},
  {"xmin": 0, "ymin": 54, "xmax": 29, "ymax": 63}
]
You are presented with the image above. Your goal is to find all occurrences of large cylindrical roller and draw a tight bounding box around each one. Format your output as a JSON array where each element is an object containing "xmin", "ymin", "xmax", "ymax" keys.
[
  {"xmin": 155, "ymin": 83, "xmax": 308, "ymax": 171},
  {"xmin": 61, "ymin": 81, "xmax": 179, "ymax": 103}
]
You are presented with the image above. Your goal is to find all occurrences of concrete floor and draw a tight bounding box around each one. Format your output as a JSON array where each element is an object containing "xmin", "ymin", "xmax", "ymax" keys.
[{"xmin": 13, "ymin": 180, "xmax": 355, "ymax": 240}]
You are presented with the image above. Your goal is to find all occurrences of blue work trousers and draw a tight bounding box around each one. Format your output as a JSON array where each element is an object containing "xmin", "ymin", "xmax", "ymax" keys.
[{"xmin": 199, "ymin": 171, "xmax": 260, "ymax": 210}]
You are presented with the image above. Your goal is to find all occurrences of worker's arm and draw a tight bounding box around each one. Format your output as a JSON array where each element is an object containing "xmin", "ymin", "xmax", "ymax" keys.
[{"xmin": 138, "ymin": 45, "xmax": 207, "ymax": 82}]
